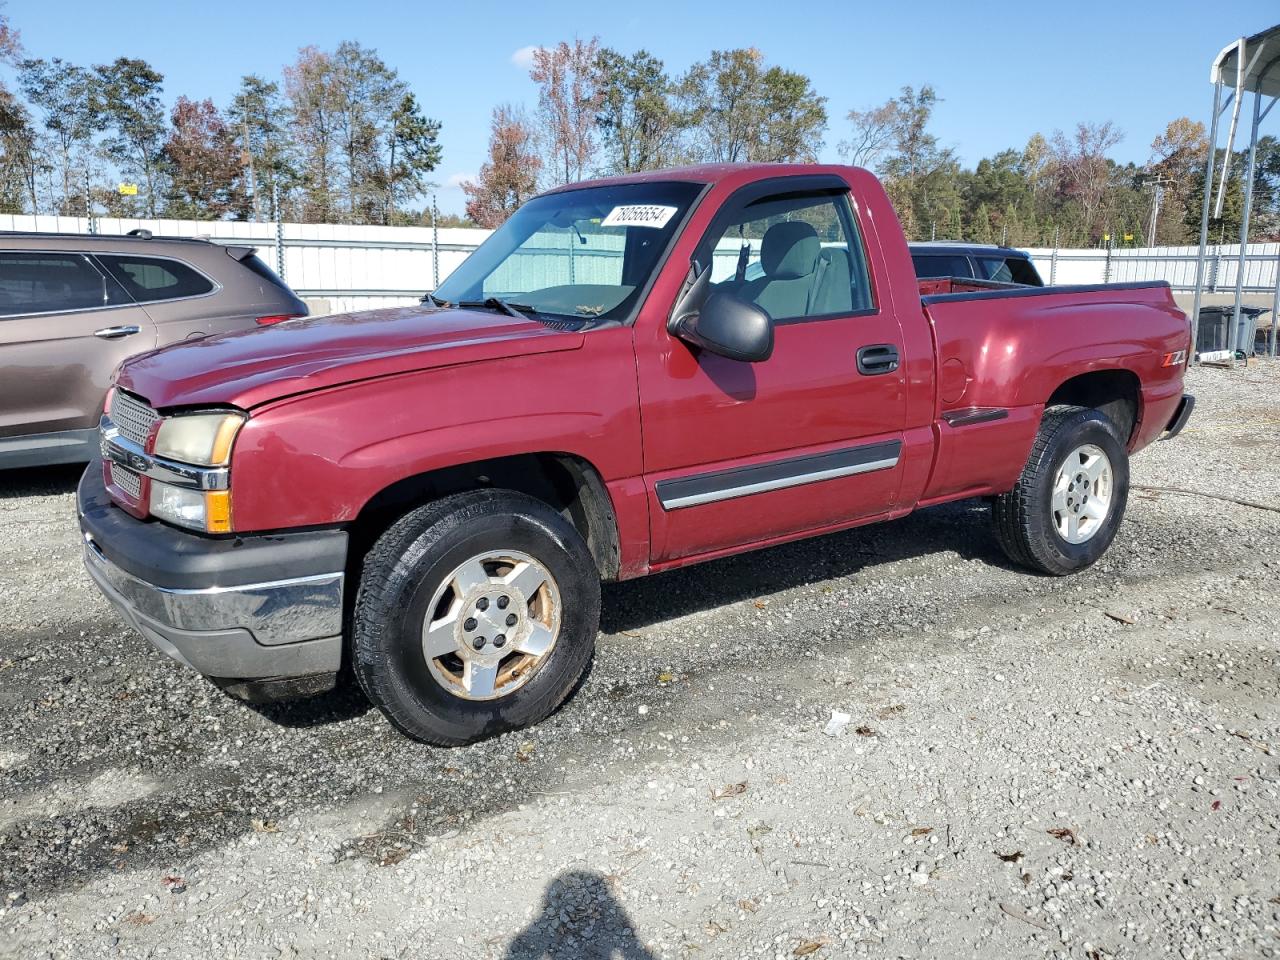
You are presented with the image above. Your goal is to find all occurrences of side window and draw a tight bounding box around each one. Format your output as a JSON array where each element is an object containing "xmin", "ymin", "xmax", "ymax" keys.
[
  {"xmin": 975, "ymin": 257, "xmax": 1015, "ymax": 284},
  {"xmin": 96, "ymin": 255, "xmax": 215, "ymax": 303},
  {"xmin": 699, "ymin": 190, "xmax": 874, "ymax": 322},
  {"xmin": 0, "ymin": 252, "xmax": 128, "ymax": 317},
  {"xmin": 912, "ymin": 254, "xmax": 974, "ymax": 279},
  {"xmin": 1005, "ymin": 258, "xmax": 1042, "ymax": 286}
]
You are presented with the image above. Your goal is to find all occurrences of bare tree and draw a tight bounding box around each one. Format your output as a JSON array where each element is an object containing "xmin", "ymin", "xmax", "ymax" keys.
[
  {"xmin": 18, "ymin": 57, "xmax": 101, "ymax": 214},
  {"xmin": 839, "ymin": 101, "xmax": 898, "ymax": 170},
  {"xmin": 284, "ymin": 46, "xmax": 337, "ymax": 222},
  {"xmin": 1049, "ymin": 121, "xmax": 1123, "ymax": 239},
  {"xmin": 530, "ymin": 37, "xmax": 603, "ymax": 186}
]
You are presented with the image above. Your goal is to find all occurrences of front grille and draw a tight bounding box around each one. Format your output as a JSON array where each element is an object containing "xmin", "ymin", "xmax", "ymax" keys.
[
  {"xmin": 112, "ymin": 390, "xmax": 158, "ymax": 446},
  {"xmin": 110, "ymin": 464, "xmax": 142, "ymax": 498}
]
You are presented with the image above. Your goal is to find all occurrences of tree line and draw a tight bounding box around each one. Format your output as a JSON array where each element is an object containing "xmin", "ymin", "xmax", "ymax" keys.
[
  {"xmin": 0, "ymin": 10, "xmax": 442, "ymax": 225},
  {"xmin": 467, "ymin": 38, "xmax": 1280, "ymax": 246},
  {"xmin": 1, "ymin": 8, "xmax": 1276, "ymax": 244}
]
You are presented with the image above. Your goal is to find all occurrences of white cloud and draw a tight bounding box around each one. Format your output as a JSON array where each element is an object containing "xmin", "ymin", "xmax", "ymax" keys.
[
  {"xmin": 510, "ymin": 45, "xmax": 540, "ymax": 69},
  {"xmin": 445, "ymin": 172, "xmax": 472, "ymax": 189}
]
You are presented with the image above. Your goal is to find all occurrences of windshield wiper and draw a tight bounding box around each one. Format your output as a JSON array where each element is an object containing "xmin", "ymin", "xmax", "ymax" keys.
[
  {"xmin": 424, "ymin": 293, "xmax": 450, "ymax": 307},
  {"xmin": 458, "ymin": 297, "xmax": 536, "ymax": 322}
]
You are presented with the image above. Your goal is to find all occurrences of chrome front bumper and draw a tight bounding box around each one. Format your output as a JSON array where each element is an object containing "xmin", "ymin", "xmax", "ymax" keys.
[{"xmin": 83, "ymin": 533, "xmax": 344, "ymax": 680}]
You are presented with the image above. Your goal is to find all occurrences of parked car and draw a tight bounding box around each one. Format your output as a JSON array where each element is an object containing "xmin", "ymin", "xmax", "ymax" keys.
[
  {"xmin": 79, "ymin": 164, "xmax": 1192, "ymax": 745},
  {"xmin": 0, "ymin": 233, "xmax": 306, "ymax": 469},
  {"xmin": 909, "ymin": 241, "xmax": 1044, "ymax": 286}
]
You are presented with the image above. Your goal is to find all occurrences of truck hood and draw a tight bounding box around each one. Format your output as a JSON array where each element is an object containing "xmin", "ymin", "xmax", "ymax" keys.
[{"xmin": 116, "ymin": 304, "xmax": 585, "ymax": 409}]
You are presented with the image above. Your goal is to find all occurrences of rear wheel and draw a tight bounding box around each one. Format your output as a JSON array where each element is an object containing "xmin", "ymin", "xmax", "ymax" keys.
[
  {"xmin": 992, "ymin": 406, "xmax": 1130, "ymax": 576},
  {"xmin": 352, "ymin": 489, "xmax": 600, "ymax": 745}
]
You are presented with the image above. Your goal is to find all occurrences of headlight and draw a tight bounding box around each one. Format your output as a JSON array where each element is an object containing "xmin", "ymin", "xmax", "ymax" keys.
[
  {"xmin": 153, "ymin": 412, "xmax": 245, "ymax": 466},
  {"xmin": 150, "ymin": 484, "xmax": 233, "ymax": 534}
]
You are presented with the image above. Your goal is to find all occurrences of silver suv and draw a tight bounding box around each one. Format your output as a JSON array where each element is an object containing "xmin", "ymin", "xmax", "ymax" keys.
[{"xmin": 0, "ymin": 233, "xmax": 307, "ymax": 469}]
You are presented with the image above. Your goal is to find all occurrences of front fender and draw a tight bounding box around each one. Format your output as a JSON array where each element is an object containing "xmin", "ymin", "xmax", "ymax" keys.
[{"xmin": 226, "ymin": 329, "xmax": 644, "ymax": 532}]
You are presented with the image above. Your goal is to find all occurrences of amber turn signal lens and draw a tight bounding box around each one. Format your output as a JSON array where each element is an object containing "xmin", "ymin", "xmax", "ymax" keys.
[{"xmin": 205, "ymin": 491, "xmax": 232, "ymax": 534}]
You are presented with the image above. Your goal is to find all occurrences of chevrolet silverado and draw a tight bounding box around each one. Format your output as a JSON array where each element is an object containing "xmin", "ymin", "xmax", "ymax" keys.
[{"xmin": 78, "ymin": 164, "xmax": 1194, "ymax": 745}]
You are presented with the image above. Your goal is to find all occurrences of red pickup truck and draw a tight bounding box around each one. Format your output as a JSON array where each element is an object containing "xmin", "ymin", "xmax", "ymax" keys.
[{"xmin": 79, "ymin": 164, "xmax": 1193, "ymax": 745}]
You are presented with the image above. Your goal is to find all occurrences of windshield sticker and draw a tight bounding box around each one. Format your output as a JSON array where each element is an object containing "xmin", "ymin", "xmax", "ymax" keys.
[{"xmin": 601, "ymin": 204, "xmax": 678, "ymax": 229}]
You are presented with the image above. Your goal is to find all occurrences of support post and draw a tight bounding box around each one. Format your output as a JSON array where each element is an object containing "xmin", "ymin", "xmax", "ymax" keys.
[
  {"xmin": 273, "ymin": 181, "xmax": 285, "ymax": 280},
  {"xmin": 1190, "ymin": 80, "xmax": 1224, "ymax": 359},
  {"xmin": 1229, "ymin": 84, "xmax": 1263, "ymax": 358},
  {"xmin": 84, "ymin": 171, "xmax": 95, "ymax": 235},
  {"xmin": 431, "ymin": 194, "xmax": 439, "ymax": 290},
  {"xmin": 1271, "ymin": 242, "xmax": 1280, "ymax": 357}
]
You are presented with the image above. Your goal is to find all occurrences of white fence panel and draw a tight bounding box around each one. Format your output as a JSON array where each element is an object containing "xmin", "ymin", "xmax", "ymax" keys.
[{"xmin": 3, "ymin": 213, "xmax": 1278, "ymax": 313}]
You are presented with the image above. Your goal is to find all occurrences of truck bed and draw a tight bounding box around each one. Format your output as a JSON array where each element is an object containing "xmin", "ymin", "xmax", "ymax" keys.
[{"xmin": 916, "ymin": 276, "xmax": 1025, "ymax": 297}]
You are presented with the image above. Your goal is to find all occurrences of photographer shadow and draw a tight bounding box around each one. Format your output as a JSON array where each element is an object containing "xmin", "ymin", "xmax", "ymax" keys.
[{"xmin": 503, "ymin": 869, "xmax": 654, "ymax": 959}]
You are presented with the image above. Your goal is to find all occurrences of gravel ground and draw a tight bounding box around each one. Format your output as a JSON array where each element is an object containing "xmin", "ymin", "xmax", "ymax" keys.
[{"xmin": 2, "ymin": 361, "xmax": 1279, "ymax": 959}]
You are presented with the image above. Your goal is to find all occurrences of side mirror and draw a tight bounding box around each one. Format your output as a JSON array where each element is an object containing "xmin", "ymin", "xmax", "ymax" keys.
[{"xmin": 669, "ymin": 289, "xmax": 774, "ymax": 363}]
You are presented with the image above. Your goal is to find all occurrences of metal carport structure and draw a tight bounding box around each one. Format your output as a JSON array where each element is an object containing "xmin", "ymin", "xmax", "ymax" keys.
[{"xmin": 1190, "ymin": 23, "xmax": 1280, "ymax": 361}]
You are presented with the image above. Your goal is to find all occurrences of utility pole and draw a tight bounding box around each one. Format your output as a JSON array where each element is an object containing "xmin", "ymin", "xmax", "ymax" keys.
[{"xmin": 1141, "ymin": 172, "xmax": 1174, "ymax": 247}]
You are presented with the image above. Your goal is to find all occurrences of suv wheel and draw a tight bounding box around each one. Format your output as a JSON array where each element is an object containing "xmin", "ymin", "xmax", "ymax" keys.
[
  {"xmin": 992, "ymin": 405, "xmax": 1130, "ymax": 576},
  {"xmin": 353, "ymin": 489, "xmax": 600, "ymax": 745}
]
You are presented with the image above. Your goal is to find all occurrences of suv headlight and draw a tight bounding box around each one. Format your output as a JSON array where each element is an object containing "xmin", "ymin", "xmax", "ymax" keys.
[{"xmin": 153, "ymin": 412, "xmax": 244, "ymax": 467}]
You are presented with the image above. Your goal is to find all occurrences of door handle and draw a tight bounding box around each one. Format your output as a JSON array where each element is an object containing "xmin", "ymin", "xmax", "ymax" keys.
[
  {"xmin": 94, "ymin": 325, "xmax": 142, "ymax": 340},
  {"xmin": 856, "ymin": 344, "xmax": 900, "ymax": 375}
]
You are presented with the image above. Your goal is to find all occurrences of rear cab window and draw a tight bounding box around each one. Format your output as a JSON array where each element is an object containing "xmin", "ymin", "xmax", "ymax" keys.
[
  {"xmin": 0, "ymin": 252, "xmax": 130, "ymax": 317},
  {"xmin": 96, "ymin": 254, "xmax": 215, "ymax": 303}
]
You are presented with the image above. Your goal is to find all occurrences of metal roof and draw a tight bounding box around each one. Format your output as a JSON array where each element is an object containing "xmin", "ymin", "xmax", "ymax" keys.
[
  {"xmin": 908, "ymin": 241, "xmax": 1031, "ymax": 257},
  {"xmin": 1211, "ymin": 24, "xmax": 1280, "ymax": 98}
]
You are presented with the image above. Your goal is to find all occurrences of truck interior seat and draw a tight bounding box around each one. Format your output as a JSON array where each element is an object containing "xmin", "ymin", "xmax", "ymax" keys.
[{"xmin": 738, "ymin": 221, "xmax": 820, "ymax": 320}]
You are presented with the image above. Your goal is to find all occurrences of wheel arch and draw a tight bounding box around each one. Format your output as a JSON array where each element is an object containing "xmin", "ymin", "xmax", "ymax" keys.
[
  {"xmin": 1043, "ymin": 368, "xmax": 1142, "ymax": 445},
  {"xmin": 347, "ymin": 452, "xmax": 621, "ymax": 582}
]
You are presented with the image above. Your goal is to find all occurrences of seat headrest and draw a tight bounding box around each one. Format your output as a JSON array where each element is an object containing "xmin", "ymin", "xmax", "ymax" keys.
[{"xmin": 761, "ymin": 221, "xmax": 819, "ymax": 280}]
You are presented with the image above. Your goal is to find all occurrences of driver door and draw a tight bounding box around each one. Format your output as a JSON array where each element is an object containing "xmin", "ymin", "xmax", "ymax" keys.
[{"xmin": 634, "ymin": 179, "xmax": 908, "ymax": 564}]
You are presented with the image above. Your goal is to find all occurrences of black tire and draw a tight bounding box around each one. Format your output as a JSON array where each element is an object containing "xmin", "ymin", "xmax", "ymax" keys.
[
  {"xmin": 352, "ymin": 489, "xmax": 600, "ymax": 746},
  {"xmin": 992, "ymin": 405, "xmax": 1130, "ymax": 576}
]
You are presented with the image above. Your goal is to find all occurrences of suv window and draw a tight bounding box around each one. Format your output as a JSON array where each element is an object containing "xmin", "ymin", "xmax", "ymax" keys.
[
  {"xmin": 96, "ymin": 254, "xmax": 215, "ymax": 303},
  {"xmin": 701, "ymin": 191, "xmax": 873, "ymax": 322},
  {"xmin": 0, "ymin": 252, "xmax": 129, "ymax": 317},
  {"xmin": 976, "ymin": 256, "xmax": 1041, "ymax": 286},
  {"xmin": 912, "ymin": 254, "xmax": 974, "ymax": 279},
  {"xmin": 241, "ymin": 253, "xmax": 294, "ymax": 293}
]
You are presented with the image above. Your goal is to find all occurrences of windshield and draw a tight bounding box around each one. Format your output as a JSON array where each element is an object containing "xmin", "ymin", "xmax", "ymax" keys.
[{"xmin": 434, "ymin": 180, "xmax": 704, "ymax": 323}]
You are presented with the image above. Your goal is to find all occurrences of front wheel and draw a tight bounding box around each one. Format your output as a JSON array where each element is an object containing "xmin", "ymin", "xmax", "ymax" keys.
[
  {"xmin": 352, "ymin": 489, "xmax": 601, "ymax": 745},
  {"xmin": 992, "ymin": 406, "xmax": 1130, "ymax": 576}
]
